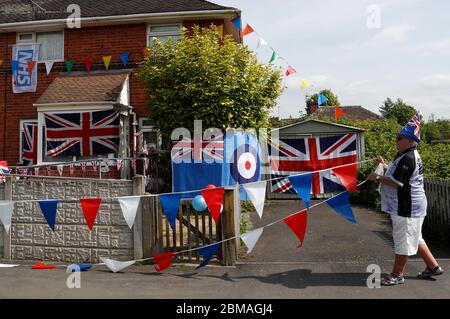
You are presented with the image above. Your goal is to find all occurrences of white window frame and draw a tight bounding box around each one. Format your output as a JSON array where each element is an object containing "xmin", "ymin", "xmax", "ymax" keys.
[
  {"xmin": 16, "ymin": 30, "xmax": 65, "ymax": 63},
  {"xmin": 19, "ymin": 119, "xmax": 38, "ymax": 165},
  {"xmin": 138, "ymin": 118, "xmax": 162, "ymax": 151},
  {"xmin": 147, "ymin": 24, "xmax": 182, "ymax": 46}
]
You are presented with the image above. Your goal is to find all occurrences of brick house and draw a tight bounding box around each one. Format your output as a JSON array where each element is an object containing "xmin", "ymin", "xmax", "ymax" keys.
[{"xmin": 0, "ymin": 0, "xmax": 241, "ymax": 178}]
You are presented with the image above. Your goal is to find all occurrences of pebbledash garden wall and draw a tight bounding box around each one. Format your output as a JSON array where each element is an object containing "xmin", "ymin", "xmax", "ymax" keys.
[{"xmin": 0, "ymin": 176, "xmax": 146, "ymax": 263}]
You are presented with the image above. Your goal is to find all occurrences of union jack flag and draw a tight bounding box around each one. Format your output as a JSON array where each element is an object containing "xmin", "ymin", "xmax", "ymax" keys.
[
  {"xmin": 269, "ymin": 134, "xmax": 357, "ymax": 194},
  {"xmin": 171, "ymin": 134, "xmax": 224, "ymax": 163},
  {"xmin": 44, "ymin": 109, "xmax": 120, "ymax": 157},
  {"xmin": 407, "ymin": 112, "xmax": 422, "ymax": 137},
  {"xmin": 21, "ymin": 121, "xmax": 38, "ymax": 166}
]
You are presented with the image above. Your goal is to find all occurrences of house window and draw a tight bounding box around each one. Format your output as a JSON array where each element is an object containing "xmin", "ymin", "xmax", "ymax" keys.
[
  {"xmin": 17, "ymin": 31, "xmax": 64, "ymax": 62},
  {"xmin": 147, "ymin": 24, "xmax": 182, "ymax": 45},
  {"xmin": 139, "ymin": 118, "xmax": 162, "ymax": 153}
]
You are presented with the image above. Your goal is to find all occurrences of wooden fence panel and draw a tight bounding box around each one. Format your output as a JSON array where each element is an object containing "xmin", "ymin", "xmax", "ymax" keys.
[{"xmin": 423, "ymin": 178, "xmax": 450, "ymax": 243}]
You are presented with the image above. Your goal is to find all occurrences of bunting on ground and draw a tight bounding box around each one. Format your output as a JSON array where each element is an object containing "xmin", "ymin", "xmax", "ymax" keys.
[
  {"xmin": 38, "ymin": 200, "xmax": 59, "ymax": 231},
  {"xmin": 80, "ymin": 198, "xmax": 101, "ymax": 231},
  {"xmin": 153, "ymin": 252, "xmax": 175, "ymax": 272},
  {"xmin": 288, "ymin": 173, "xmax": 312, "ymax": 210},
  {"xmin": 201, "ymin": 187, "xmax": 225, "ymax": 225},
  {"xmin": 68, "ymin": 263, "xmax": 92, "ymax": 272},
  {"xmin": 100, "ymin": 257, "xmax": 135, "ymax": 273},
  {"xmin": 0, "ymin": 201, "xmax": 14, "ymax": 234},
  {"xmin": 242, "ymin": 181, "xmax": 266, "ymax": 218},
  {"xmin": 241, "ymin": 227, "xmax": 264, "ymax": 253},
  {"xmin": 332, "ymin": 163, "xmax": 358, "ymax": 193},
  {"xmin": 118, "ymin": 196, "xmax": 141, "ymax": 229},
  {"xmin": 325, "ymin": 192, "xmax": 356, "ymax": 224},
  {"xmin": 241, "ymin": 24, "xmax": 254, "ymax": 37},
  {"xmin": 159, "ymin": 194, "xmax": 182, "ymax": 230},
  {"xmin": 32, "ymin": 262, "xmax": 56, "ymax": 270},
  {"xmin": 102, "ymin": 56, "xmax": 112, "ymax": 70},
  {"xmin": 283, "ymin": 210, "xmax": 308, "ymax": 247},
  {"xmin": 196, "ymin": 244, "xmax": 220, "ymax": 269},
  {"xmin": 45, "ymin": 61, "xmax": 54, "ymax": 75}
]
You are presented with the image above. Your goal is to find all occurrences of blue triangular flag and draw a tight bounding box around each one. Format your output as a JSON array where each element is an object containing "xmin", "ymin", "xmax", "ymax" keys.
[
  {"xmin": 119, "ymin": 52, "xmax": 129, "ymax": 67},
  {"xmin": 318, "ymin": 93, "xmax": 328, "ymax": 106},
  {"xmin": 325, "ymin": 192, "xmax": 356, "ymax": 224},
  {"xmin": 38, "ymin": 200, "xmax": 59, "ymax": 231},
  {"xmin": 160, "ymin": 194, "xmax": 182, "ymax": 230},
  {"xmin": 231, "ymin": 16, "xmax": 242, "ymax": 32},
  {"xmin": 196, "ymin": 243, "xmax": 220, "ymax": 270},
  {"xmin": 288, "ymin": 173, "xmax": 312, "ymax": 210},
  {"xmin": 11, "ymin": 60, "xmax": 19, "ymax": 75}
]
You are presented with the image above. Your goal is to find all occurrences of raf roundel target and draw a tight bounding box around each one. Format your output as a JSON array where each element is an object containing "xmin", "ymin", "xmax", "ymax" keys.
[{"xmin": 230, "ymin": 144, "xmax": 261, "ymax": 184}]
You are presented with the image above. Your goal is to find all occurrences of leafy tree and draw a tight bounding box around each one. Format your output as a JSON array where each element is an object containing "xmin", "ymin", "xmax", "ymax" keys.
[
  {"xmin": 138, "ymin": 26, "xmax": 283, "ymax": 138},
  {"xmin": 422, "ymin": 119, "xmax": 450, "ymax": 143},
  {"xmin": 306, "ymin": 89, "xmax": 340, "ymax": 106},
  {"xmin": 379, "ymin": 98, "xmax": 417, "ymax": 125}
]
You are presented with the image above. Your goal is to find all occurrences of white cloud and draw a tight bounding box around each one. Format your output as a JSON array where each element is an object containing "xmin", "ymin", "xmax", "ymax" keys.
[
  {"xmin": 373, "ymin": 24, "xmax": 416, "ymax": 43},
  {"xmin": 419, "ymin": 73, "xmax": 450, "ymax": 89}
]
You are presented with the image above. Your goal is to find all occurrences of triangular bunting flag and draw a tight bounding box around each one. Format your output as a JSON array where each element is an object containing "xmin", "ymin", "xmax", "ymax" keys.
[
  {"xmin": 119, "ymin": 52, "xmax": 129, "ymax": 67},
  {"xmin": 69, "ymin": 163, "xmax": 75, "ymax": 176},
  {"xmin": 241, "ymin": 227, "xmax": 264, "ymax": 253},
  {"xmin": 80, "ymin": 198, "xmax": 101, "ymax": 231},
  {"xmin": 116, "ymin": 159, "xmax": 122, "ymax": 172},
  {"xmin": 131, "ymin": 159, "xmax": 137, "ymax": 174},
  {"xmin": 102, "ymin": 56, "xmax": 112, "ymax": 70},
  {"xmin": 118, "ymin": 196, "xmax": 141, "ymax": 229},
  {"xmin": 153, "ymin": 252, "xmax": 175, "ymax": 272},
  {"xmin": 45, "ymin": 61, "xmax": 54, "ymax": 75},
  {"xmin": 242, "ymin": 181, "xmax": 266, "ymax": 218},
  {"xmin": 65, "ymin": 59, "xmax": 74, "ymax": 73},
  {"xmin": 46, "ymin": 166, "xmax": 51, "ymax": 174},
  {"xmin": 300, "ymin": 79, "xmax": 311, "ymax": 90},
  {"xmin": 27, "ymin": 61, "xmax": 36, "ymax": 75},
  {"xmin": 332, "ymin": 163, "xmax": 358, "ymax": 193},
  {"xmin": 196, "ymin": 244, "xmax": 220, "ymax": 270},
  {"xmin": 32, "ymin": 262, "xmax": 56, "ymax": 270},
  {"xmin": 57, "ymin": 164, "xmax": 64, "ymax": 176},
  {"xmin": 0, "ymin": 201, "xmax": 14, "ymax": 234},
  {"xmin": 34, "ymin": 167, "xmax": 39, "ymax": 176},
  {"xmin": 256, "ymin": 36, "xmax": 268, "ymax": 50},
  {"xmin": 325, "ymin": 192, "xmax": 357, "ymax": 224},
  {"xmin": 241, "ymin": 24, "xmax": 254, "ymax": 37},
  {"xmin": 318, "ymin": 93, "xmax": 328, "ymax": 106},
  {"xmin": 92, "ymin": 160, "xmax": 98, "ymax": 171},
  {"xmin": 11, "ymin": 60, "xmax": 19, "ymax": 75},
  {"xmin": 335, "ymin": 107, "xmax": 346, "ymax": 120},
  {"xmin": 159, "ymin": 194, "xmax": 182, "ymax": 230},
  {"xmin": 81, "ymin": 162, "xmax": 87, "ymax": 173},
  {"xmin": 285, "ymin": 66, "xmax": 296, "ymax": 76},
  {"xmin": 68, "ymin": 263, "xmax": 92, "ymax": 272},
  {"xmin": 83, "ymin": 56, "xmax": 93, "ymax": 72},
  {"xmin": 38, "ymin": 200, "xmax": 59, "ymax": 232},
  {"xmin": 100, "ymin": 257, "xmax": 135, "ymax": 273},
  {"xmin": 288, "ymin": 173, "xmax": 312, "ymax": 210},
  {"xmin": 269, "ymin": 51, "xmax": 279, "ymax": 64},
  {"xmin": 283, "ymin": 210, "xmax": 308, "ymax": 247},
  {"xmin": 201, "ymin": 187, "xmax": 225, "ymax": 225},
  {"xmin": 231, "ymin": 16, "xmax": 242, "ymax": 32}
]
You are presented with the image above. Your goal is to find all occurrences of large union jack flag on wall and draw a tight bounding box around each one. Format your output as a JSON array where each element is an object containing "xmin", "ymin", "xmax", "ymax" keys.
[
  {"xmin": 44, "ymin": 109, "xmax": 120, "ymax": 157},
  {"xmin": 21, "ymin": 121, "xmax": 38, "ymax": 165},
  {"xmin": 269, "ymin": 133, "xmax": 357, "ymax": 194}
]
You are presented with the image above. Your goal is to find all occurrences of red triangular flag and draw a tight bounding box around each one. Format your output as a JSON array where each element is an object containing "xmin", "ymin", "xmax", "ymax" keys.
[
  {"xmin": 201, "ymin": 187, "xmax": 225, "ymax": 225},
  {"xmin": 32, "ymin": 262, "xmax": 56, "ymax": 270},
  {"xmin": 83, "ymin": 57, "xmax": 93, "ymax": 72},
  {"xmin": 283, "ymin": 210, "xmax": 308, "ymax": 247},
  {"xmin": 332, "ymin": 163, "xmax": 358, "ymax": 193},
  {"xmin": 285, "ymin": 66, "xmax": 296, "ymax": 76},
  {"xmin": 153, "ymin": 252, "xmax": 175, "ymax": 272},
  {"xmin": 335, "ymin": 107, "xmax": 346, "ymax": 120},
  {"xmin": 241, "ymin": 24, "xmax": 254, "ymax": 37},
  {"xmin": 80, "ymin": 198, "xmax": 101, "ymax": 231},
  {"xmin": 27, "ymin": 61, "xmax": 36, "ymax": 75}
]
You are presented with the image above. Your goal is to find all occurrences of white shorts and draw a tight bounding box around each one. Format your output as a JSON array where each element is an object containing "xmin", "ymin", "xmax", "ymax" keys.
[{"xmin": 391, "ymin": 214, "xmax": 426, "ymax": 256}]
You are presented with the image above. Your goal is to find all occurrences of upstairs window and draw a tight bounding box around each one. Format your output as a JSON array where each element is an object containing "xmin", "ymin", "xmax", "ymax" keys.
[
  {"xmin": 17, "ymin": 31, "xmax": 64, "ymax": 62},
  {"xmin": 147, "ymin": 25, "xmax": 181, "ymax": 45}
]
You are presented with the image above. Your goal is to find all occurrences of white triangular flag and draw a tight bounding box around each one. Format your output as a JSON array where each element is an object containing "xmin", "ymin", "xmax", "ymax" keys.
[
  {"xmin": 118, "ymin": 196, "xmax": 141, "ymax": 229},
  {"xmin": 243, "ymin": 181, "xmax": 267, "ymax": 218},
  {"xmin": 57, "ymin": 165, "xmax": 64, "ymax": 176},
  {"xmin": 45, "ymin": 61, "xmax": 54, "ymax": 75},
  {"xmin": 241, "ymin": 227, "xmax": 264, "ymax": 254},
  {"xmin": 257, "ymin": 36, "xmax": 268, "ymax": 50},
  {"xmin": 0, "ymin": 200, "xmax": 14, "ymax": 234},
  {"xmin": 100, "ymin": 257, "xmax": 135, "ymax": 273}
]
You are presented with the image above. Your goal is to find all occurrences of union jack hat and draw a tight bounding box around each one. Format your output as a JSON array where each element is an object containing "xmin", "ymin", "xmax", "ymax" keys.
[{"xmin": 398, "ymin": 112, "xmax": 422, "ymax": 143}]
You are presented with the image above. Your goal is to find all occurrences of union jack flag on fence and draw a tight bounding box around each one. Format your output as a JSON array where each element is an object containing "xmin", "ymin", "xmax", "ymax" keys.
[
  {"xmin": 21, "ymin": 121, "xmax": 38, "ymax": 166},
  {"xmin": 44, "ymin": 109, "xmax": 120, "ymax": 157},
  {"xmin": 269, "ymin": 134, "xmax": 358, "ymax": 194}
]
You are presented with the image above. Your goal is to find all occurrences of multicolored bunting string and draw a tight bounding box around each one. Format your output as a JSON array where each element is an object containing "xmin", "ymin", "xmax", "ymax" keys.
[
  {"xmin": 242, "ymin": 181, "xmax": 266, "ymax": 218},
  {"xmin": 153, "ymin": 252, "xmax": 175, "ymax": 272},
  {"xmin": 118, "ymin": 196, "xmax": 141, "ymax": 229},
  {"xmin": 83, "ymin": 56, "xmax": 93, "ymax": 72},
  {"xmin": 288, "ymin": 173, "xmax": 312, "ymax": 210},
  {"xmin": 241, "ymin": 227, "xmax": 264, "ymax": 254},
  {"xmin": 196, "ymin": 243, "xmax": 220, "ymax": 270},
  {"xmin": 283, "ymin": 209, "xmax": 308, "ymax": 247},
  {"xmin": 102, "ymin": 56, "xmax": 112, "ymax": 70},
  {"xmin": 0, "ymin": 200, "xmax": 13, "ymax": 234},
  {"xmin": 159, "ymin": 194, "xmax": 182, "ymax": 230},
  {"xmin": 38, "ymin": 200, "xmax": 59, "ymax": 232},
  {"xmin": 335, "ymin": 107, "xmax": 346, "ymax": 120},
  {"xmin": 119, "ymin": 52, "xmax": 129, "ymax": 67},
  {"xmin": 100, "ymin": 257, "xmax": 135, "ymax": 273},
  {"xmin": 65, "ymin": 59, "xmax": 74, "ymax": 73},
  {"xmin": 201, "ymin": 187, "xmax": 225, "ymax": 225},
  {"xmin": 332, "ymin": 163, "xmax": 358, "ymax": 193},
  {"xmin": 325, "ymin": 192, "xmax": 356, "ymax": 224},
  {"xmin": 80, "ymin": 198, "xmax": 101, "ymax": 231}
]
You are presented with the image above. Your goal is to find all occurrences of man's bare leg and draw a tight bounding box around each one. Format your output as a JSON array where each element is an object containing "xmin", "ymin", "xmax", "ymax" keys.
[
  {"xmin": 418, "ymin": 244, "xmax": 438, "ymax": 269},
  {"xmin": 393, "ymin": 254, "xmax": 408, "ymax": 276}
]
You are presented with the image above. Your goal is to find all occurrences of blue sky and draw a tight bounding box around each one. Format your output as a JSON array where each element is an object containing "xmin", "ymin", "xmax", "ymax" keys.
[{"xmin": 214, "ymin": 0, "xmax": 450, "ymax": 120}]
